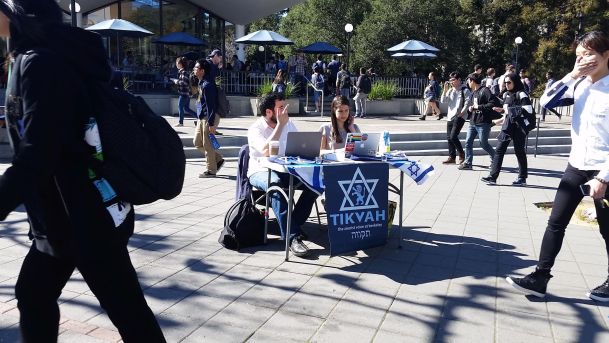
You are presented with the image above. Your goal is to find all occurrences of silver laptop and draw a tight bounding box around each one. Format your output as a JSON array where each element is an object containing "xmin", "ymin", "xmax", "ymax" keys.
[
  {"xmin": 346, "ymin": 132, "xmax": 381, "ymax": 157},
  {"xmin": 284, "ymin": 131, "xmax": 322, "ymax": 159}
]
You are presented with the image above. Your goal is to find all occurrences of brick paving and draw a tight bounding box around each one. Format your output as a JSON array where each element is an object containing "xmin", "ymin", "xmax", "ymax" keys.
[{"xmin": 1, "ymin": 115, "xmax": 609, "ymax": 342}]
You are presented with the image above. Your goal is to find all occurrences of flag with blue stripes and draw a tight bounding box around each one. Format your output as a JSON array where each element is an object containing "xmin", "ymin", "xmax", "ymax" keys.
[
  {"xmin": 286, "ymin": 165, "xmax": 325, "ymax": 195},
  {"xmin": 389, "ymin": 159, "xmax": 435, "ymax": 185}
]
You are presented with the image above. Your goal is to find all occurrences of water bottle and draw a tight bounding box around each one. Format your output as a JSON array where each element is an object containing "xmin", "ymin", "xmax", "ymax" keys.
[
  {"xmin": 209, "ymin": 133, "xmax": 221, "ymax": 150},
  {"xmin": 382, "ymin": 131, "xmax": 391, "ymax": 153}
]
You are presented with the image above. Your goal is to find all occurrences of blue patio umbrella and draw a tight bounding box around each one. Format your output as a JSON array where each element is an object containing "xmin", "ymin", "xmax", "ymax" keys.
[
  {"xmin": 387, "ymin": 39, "xmax": 439, "ymax": 54},
  {"xmin": 153, "ymin": 32, "xmax": 207, "ymax": 46},
  {"xmin": 297, "ymin": 42, "xmax": 342, "ymax": 55}
]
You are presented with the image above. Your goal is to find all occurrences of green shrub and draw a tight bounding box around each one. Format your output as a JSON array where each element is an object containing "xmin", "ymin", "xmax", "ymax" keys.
[
  {"xmin": 368, "ymin": 81, "xmax": 398, "ymax": 100},
  {"xmin": 256, "ymin": 80, "xmax": 274, "ymax": 97},
  {"xmin": 257, "ymin": 80, "xmax": 299, "ymax": 98}
]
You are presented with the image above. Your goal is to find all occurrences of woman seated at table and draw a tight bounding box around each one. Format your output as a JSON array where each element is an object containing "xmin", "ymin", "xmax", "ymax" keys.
[{"xmin": 319, "ymin": 95, "xmax": 361, "ymax": 150}]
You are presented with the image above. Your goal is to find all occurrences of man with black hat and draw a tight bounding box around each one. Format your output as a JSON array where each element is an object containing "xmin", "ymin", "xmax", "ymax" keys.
[
  {"xmin": 458, "ymin": 73, "xmax": 498, "ymax": 170},
  {"xmin": 207, "ymin": 49, "xmax": 222, "ymax": 82},
  {"xmin": 206, "ymin": 49, "xmax": 224, "ymax": 135}
]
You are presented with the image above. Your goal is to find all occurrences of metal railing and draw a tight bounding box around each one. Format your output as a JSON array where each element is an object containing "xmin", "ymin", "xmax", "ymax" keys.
[{"xmin": 217, "ymin": 71, "xmax": 428, "ymax": 98}]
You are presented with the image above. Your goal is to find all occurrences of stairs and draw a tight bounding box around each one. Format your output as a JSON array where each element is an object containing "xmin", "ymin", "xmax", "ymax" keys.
[{"xmin": 182, "ymin": 128, "xmax": 571, "ymax": 159}]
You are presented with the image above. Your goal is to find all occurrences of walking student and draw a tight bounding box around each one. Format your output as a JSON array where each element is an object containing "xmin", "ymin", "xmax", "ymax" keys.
[
  {"xmin": 458, "ymin": 73, "xmax": 498, "ymax": 170},
  {"xmin": 0, "ymin": 0, "xmax": 166, "ymax": 341},
  {"xmin": 193, "ymin": 59, "xmax": 224, "ymax": 178},
  {"xmin": 481, "ymin": 73, "xmax": 531, "ymax": 186},
  {"xmin": 354, "ymin": 67, "xmax": 371, "ymax": 118},
  {"xmin": 440, "ymin": 71, "xmax": 470, "ymax": 164},
  {"xmin": 175, "ymin": 56, "xmax": 196, "ymax": 127},
  {"xmin": 506, "ymin": 31, "xmax": 609, "ymax": 301}
]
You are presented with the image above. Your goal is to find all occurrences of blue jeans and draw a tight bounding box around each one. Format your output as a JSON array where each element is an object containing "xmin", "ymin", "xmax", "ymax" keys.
[
  {"xmin": 340, "ymin": 88, "xmax": 350, "ymax": 98},
  {"xmin": 464, "ymin": 123, "xmax": 495, "ymax": 165},
  {"xmin": 178, "ymin": 95, "xmax": 196, "ymax": 124},
  {"xmin": 249, "ymin": 171, "xmax": 319, "ymax": 241}
]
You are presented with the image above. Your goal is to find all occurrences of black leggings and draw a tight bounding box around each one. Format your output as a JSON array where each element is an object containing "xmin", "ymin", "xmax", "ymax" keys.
[
  {"xmin": 537, "ymin": 164, "xmax": 609, "ymax": 273},
  {"xmin": 16, "ymin": 243, "xmax": 166, "ymax": 343},
  {"xmin": 489, "ymin": 129, "xmax": 528, "ymax": 180}
]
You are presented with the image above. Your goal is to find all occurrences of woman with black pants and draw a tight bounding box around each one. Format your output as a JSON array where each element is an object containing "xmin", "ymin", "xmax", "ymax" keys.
[
  {"xmin": 481, "ymin": 73, "xmax": 531, "ymax": 186},
  {"xmin": 506, "ymin": 31, "xmax": 609, "ymax": 302},
  {"xmin": 0, "ymin": 1, "xmax": 165, "ymax": 341}
]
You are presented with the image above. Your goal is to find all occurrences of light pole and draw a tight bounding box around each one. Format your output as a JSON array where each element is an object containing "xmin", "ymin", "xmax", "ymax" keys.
[
  {"xmin": 514, "ymin": 36, "xmax": 523, "ymax": 72},
  {"xmin": 344, "ymin": 23, "xmax": 353, "ymax": 70}
]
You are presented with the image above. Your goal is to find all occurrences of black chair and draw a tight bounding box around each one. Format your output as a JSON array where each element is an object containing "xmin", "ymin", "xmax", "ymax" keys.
[{"xmin": 236, "ymin": 144, "xmax": 322, "ymax": 230}]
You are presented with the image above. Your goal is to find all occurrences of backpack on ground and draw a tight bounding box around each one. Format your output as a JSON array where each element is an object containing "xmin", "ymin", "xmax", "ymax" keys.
[
  {"xmin": 86, "ymin": 83, "xmax": 186, "ymax": 204},
  {"xmin": 339, "ymin": 73, "xmax": 352, "ymax": 89},
  {"xmin": 215, "ymin": 84, "xmax": 230, "ymax": 117},
  {"xmin": 218, "ymin": 198, "xmax": 266, "ymax": 250}
]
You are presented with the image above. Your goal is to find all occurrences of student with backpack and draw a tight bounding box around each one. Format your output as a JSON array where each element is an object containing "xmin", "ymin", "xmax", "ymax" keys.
[
  {"xmin": 311, "ymin": 66, "xmax": 325, "ymax": 112},
  {"xmin": 0, "ymin": 1, "xmax": 166, "ymax": 341},
  {"xmin": 354, "ymin": 67, "xmax": 372, "ymax": 118},
  {"xmin": 480, "ymin": 73, "xmax": 533, "ymax": 186},
  {"xmin": 420, "ymin": 71, "xmax": 442, "ymax": 120},
  {"xmin": 336, "ymin": 63, "xmax": 352, "ymax": 98}
]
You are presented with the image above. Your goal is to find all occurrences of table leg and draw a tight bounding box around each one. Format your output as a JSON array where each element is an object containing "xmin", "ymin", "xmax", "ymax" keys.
[
  {"xmin": 264, "ymin": 169, "xmax": 271, "ymax": 244},
  {"xmin": 398, "ymin": 171, "xmax": 404, "ymax": 249},
  {"xmin": 285, "ymin": 174, "xmax": 295, "ymax": 261}
]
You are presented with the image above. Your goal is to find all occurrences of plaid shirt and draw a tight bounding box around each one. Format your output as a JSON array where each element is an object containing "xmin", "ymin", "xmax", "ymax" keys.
[
  {"xmin": 177, "ymin": 69, "xmax": 190, "ymax": 96},
  {"xmin": 295, "ymin": 58, "xmax": 306, "ymax": 76}
]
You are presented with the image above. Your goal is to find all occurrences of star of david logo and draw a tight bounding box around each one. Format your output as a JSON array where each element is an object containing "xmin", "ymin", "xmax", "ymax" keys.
[
  {"xmin": 338, "ymin": 167, "xmax": 379, "ymax": 211},
  {"xmin": 407, "ymin": 162, "xmax": 420, "ymax": 177}
]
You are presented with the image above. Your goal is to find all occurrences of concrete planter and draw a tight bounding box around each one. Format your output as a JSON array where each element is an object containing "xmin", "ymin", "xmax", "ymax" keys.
[
  {"xmin": 249, "ymin": 97, "xmax": 300, "ymax": 116},
  {"xmin": 364, "ymin": 99, "xmax": 401, "ymax": 115}
]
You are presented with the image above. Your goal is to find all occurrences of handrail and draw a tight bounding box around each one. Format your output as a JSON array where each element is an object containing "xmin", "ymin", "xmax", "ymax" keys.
[{"xmin": 303, "ymin": 75, "xmax": 324, "ymax": 117}]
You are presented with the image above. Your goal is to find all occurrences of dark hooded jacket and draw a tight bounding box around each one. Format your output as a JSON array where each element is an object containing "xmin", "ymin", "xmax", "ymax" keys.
[{"xmin": 0, "ymin": 24, "xmax": 133, "ymax": 258}]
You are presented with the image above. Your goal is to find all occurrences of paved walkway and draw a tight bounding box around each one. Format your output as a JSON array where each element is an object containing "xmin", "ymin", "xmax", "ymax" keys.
[{"xmin": 2, "ymin": 115, "xmax": 609, "ymax": 343}]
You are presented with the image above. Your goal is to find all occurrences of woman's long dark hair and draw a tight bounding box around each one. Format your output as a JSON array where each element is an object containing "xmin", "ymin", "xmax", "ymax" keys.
[
  {"xmin": 503, "ymin": 73, "xmax": 525, "ymax": 105},
  {"xmin": 0, "ymin": 0, "xmax": 63, "ymax": 52},
  {"xmin": 330, "ymin": 95, "xmax": 352, "ymax": 144}
]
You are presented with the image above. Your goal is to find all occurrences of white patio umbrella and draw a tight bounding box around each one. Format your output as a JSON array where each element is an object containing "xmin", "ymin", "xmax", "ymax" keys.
[
  {"xmin": 86, "ymin": 19, "xmax": 154, "ymax": 66},
  {"xmin": 387, "ymin": 39, "xmax": 440, "ymax": 54},
  {"xmin": 235, "ymin": 30, "xmax": 294, "ymax": 66}
]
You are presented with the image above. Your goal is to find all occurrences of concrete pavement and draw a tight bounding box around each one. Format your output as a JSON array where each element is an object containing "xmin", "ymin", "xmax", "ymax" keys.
[{"xmin": 1, "ymin": 114, "xmax": 609, "ymax": 342}]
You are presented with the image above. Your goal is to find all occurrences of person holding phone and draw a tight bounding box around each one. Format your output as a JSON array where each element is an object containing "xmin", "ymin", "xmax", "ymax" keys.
[
  {"xmin": 480, "ymin": 73, "xmax": 531, "ymax": 186},
  {"xmin": 506, "ymin": 31, "xmax": 609, "ymax": 302},
  {"xmin": 319, "ymin": 95, "xmax": 361, "ymax": 150}
]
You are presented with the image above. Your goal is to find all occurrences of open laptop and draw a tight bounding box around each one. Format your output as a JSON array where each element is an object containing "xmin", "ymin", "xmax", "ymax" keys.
[
  {"xmin": 284, "ymin": 131, "xmax": 322, "ymax": 159},
  {"xmin": 345, "ymin": 132, "xmax": 381, "ymax": 157}
]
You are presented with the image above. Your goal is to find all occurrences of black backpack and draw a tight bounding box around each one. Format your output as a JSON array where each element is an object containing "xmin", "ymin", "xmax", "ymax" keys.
[
  {"xmin": 218, "ymin": 198, "xmax": 266, "ymax": 250},
  {"xmin": 86, "ymin": 84, "xmax": 186, "ymax": 204},
  {"xmin": 15, "ymin": 51, "xmax": 186, "ymax": 205},
  {"xmin": 339, "ymin": 73, "xmax": 352, "ymax": 89}
]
